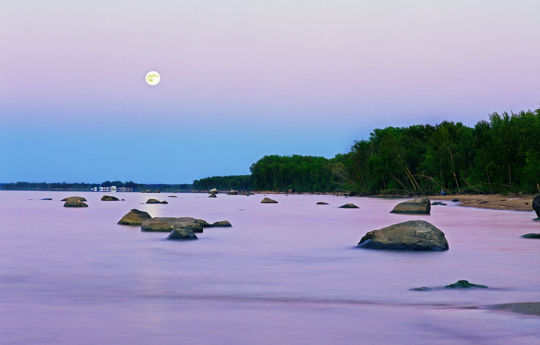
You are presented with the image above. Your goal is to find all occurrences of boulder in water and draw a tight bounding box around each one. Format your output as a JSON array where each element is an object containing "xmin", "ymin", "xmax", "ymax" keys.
[
  {"xmin": 357, "ymin": 220, "xmax": 448, "ymax": 251},
  {"xmin": 390, "ymin": 198, "xmax": 431, "ymax": 214},
  {"xmin": 261, "ymin": 197, "xmax": 278, "ymax": 204},
  {"xmin": 167, "ymin": 226, "xmax": 198, "ymax": 240},
  {"xmin": 41, "ymin": 198, "xmax": 53, "ymax": 201},
  {"xmin": 118, "ymin": 209, "xmax": 151, "ymax": 226},
  {"xmin": 316, "ymin": 202, "xmax": 329, "ymax": 205},
  {"xmin": 61, "ymin": 196, "xmax": 87, "ymax": 202},
  {"xmin": 195, "ymin": 219, "xmax": 212, "ymax": 228},
  {"xmin": 339, "ymin": 203, "xmax": 358, "ymax": 208},
  {"xmin": 227, "ymin": 190, "xmax": 239, "ymax": 195},
  {"xmin": 533, "ymin": 195, "xmax": 540, "ymax": 218},
  {"xmin": 101, "ymin": 195, "xmax": 119, "ymax": 201},
  {"xmin": 431, "ymin": 201, "xmax": 446, "ymax": 206},
  {"xmin": 146, "ymin": 198, "xmax": 167, "ymax": 204},
  {"xmin": 444, "ymin": 280, "xmax": 487, "ymax": 289},
  {"xmin": 63, "ymin": 199, "xmax": 88, "ymax": 208},
  {"xmin": 141, "ymin": 217, "xmax": 204, "ymax": 233},
  {"xmin": 211, "ymin": 220, "xmax": 232, "ymax": 227},
  {"xmin": 521, "ymin": 233, "xmax": 540, "ymax": 239},
  {"xmin": 209, "ymin": 193, "xmax": 217, "ymax": 198}
]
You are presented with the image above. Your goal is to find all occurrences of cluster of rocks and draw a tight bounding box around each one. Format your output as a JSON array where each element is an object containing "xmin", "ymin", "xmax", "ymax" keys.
[{"xmin": 118, "ymin": 209, "xmax": 232, "ymax": 240}]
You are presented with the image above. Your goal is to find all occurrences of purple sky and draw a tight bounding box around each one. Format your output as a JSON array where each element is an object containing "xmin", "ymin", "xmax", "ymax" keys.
[{"xmin": 1, "ymin": 0, "xmax": 540, "ymax": 183}]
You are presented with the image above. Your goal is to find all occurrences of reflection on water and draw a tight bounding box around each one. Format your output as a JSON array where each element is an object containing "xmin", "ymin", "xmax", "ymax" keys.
[{"xmin": 1, "ymin": 191, "xmax": 539, "ymax": 344}]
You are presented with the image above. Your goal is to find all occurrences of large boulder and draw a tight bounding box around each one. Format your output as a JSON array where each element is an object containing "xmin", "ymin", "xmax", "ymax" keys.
[
  {"xmin": 339, "ymin": 203, "xmax": 358, "ymax": 208},
  {"xmin": 261, "ymin": 197, "xmax": 278, "ymax": 204},
  {"xmin": 212, "ymin": 220, "xmax": 232, "ymax": 227},
  {"xmin": 118, "ymin": 209, "xmax": 151, "ymax": 226},
  {"xmin": 167, "ymin": 226, "xmax": 198, "ymax": 240},
  {"xmin": 141, "ymin": 217, "xmax": 204, "ymax": 233},
  {"xmin": 390, "ymin": 198, "xmax": 431, "ymax": 214},
  {"xmin": 61, "ymin": 196, "xmax": 87, "ymax": 202},
  {"xmin": 101, "ymin": 195, "xmax": 119, "ymax": 201},
  {"xmin": 357, "ymin": 220, "xmax": 448, "ymax": 251},
  {"xmin": 533, "ymin": 195, "xmax": 540, "ymax": 218},
  {"xmin": 64, "ymin": 199, "xmax": 88, "ymax": 208}
]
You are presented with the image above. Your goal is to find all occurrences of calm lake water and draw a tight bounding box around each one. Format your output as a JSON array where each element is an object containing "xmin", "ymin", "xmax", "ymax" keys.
[{"xmin": 1, "ymin": 191, "xmax": 539, "ymax": 344}]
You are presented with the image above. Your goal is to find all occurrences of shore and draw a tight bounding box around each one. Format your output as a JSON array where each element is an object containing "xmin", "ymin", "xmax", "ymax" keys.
[{"xmin": 428, "ymin": 194, "xmax": 536, "ymax": 212}]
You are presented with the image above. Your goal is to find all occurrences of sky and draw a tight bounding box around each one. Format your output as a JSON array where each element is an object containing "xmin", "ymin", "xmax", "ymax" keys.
[{"xmin": 1, "ymin": 0, "xmax": 539, "ymax": 183}]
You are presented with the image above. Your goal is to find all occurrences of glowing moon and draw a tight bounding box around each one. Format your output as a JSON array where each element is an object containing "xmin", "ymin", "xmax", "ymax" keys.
[{"xmin": 145, "ymin": 71, "xmax": 160, "ymax": 86}]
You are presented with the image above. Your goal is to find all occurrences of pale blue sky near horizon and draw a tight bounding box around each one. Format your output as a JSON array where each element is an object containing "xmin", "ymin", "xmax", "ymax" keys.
[{"xmin": 1, "ymin": 0, "xmax": 540, "ymax": 183}]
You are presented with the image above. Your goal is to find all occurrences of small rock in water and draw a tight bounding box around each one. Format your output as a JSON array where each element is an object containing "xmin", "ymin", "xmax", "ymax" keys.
[
  {"xmin": 521, "ymin": 233, "xmax": 540, "ymax": 239},
  {"xmin": 339, "ymin": 203, "xmax": 358, "ymax": 208},
  {"xmin": 444, "ymin": 280, "xmax": 488, "ymax": 289},
  {"xmin": 209, "ymin": 188, "xmax": 218, "ymax": 194},
  {"xmin": 209, "ymin": 193, "xmax": 217, "ymax": 198},
  {"xmin": 431, "ymin": 201, "xmax": 446, "ymax": 206},
  {"xmin": 533, "ymin": 195, "xmax": 540, "ymax": 218},
  {"xmin": 410, "ymin": 287, "xmax": 432, "ymax": 292},
  {"xmin": 63, "ymin": 199, "xmax": 88, "ymax": 208},
  {"xmin": 41, "ymin": 198, "xmax": 53, "ymax": 200},
  {"xmin": 167, "ymin": 227, "xmax": 198, "ymax": 240},
  {"xmin": 211, "ymin": 220, "xmax": 232, "ymax": 227},
  {"xmin": 316, "ymin": 202, "xmax": 329, "ymax": 205},
  {"xmin": 168, "ymin": 195, "xmax": 177, "ymax": 198},
  {"xmin": 118, "ymin": 209, "xmax": 151, "ymax": 226},
  {"xmin": 146, "ymin": 198, "xmax": 167, "ymax": 204},
  {"xmin": 101, "ymin": 195, "xmax": 119, "ymax": 201},
  {"xmin": 390, "ymin": 198, "xmax": 430, "ymax": 214},
  {"xmin": 61, "ymin": 196, "xmax": 87, "ymax": 202},
  {"xmin": 261, "ymin": 197, "xmax": 278, "ymax": 204},
  {"xmin": 452, "ymin": 198, "xmax": 459, "ymax": 202}
]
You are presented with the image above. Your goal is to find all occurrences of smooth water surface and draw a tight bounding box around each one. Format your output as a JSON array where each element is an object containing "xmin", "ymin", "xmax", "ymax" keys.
[{"xmin": 1, "ymin": 191, "xmax": 539, "ymax": 344}]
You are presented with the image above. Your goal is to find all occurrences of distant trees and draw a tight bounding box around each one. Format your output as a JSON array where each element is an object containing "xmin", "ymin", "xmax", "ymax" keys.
[{"xmin": 193, "ymin": 175, "xmax": 252, "ymax": 191}]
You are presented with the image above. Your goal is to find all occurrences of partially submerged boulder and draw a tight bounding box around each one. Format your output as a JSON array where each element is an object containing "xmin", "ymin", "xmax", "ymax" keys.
[
  {"xmin": 141, "ymin": 217, "xmax": 204, "ymax": 233},
  {"xmin": 61, "ymin": 196, "xmax": 87, "ymax": 202},
  {"xmin": 261, "ymin": 197, "xmax": 278, "ymax": 204},
  {"xmin": 209, "ymin": 193, "xmax": 217, "ymax": 198},
  {"xmin": 445, "ymin": 280, "xmax": 487, "ymax": 289},
  {"xmin": 533, "ymin": 195, "xmax": 540, "ymax": 218},
  {"xmin": 521, "ymin": 233, "xmax": 540, "ymax": 239},
  {"xmin": 41, "ymin": 198, "xmax": 53, "ymax": 201},
  {"xmin": 390, "ymin": 198, "xmax": 431, "ymax": 214},
  {"xmin": 316, "ymin": 202, "xmax": 329, "ymax": 205},
  {"xmin": 357, "ymin": 220, "xmax": 448, "ymax": 251},
  {"xmin": 168, "ymin": 195, "xmax": 177, "ymax": 198},
  {"xmin": 101, "ymin": 195, "xmax": 119, "ymax": 201},
  {"xmin": 167, "ymin": 227, "xmax": 198, "ymax": 240},
  {"xmin": 118, "ymin": 209, "xmax": 151, "ymax": 226},
  {"xmin": 212, "ymin": 220, "xmax": 232, "ymax": 227},
  {"xmin": 146, "ymin": 198, "xmax": 167, "ymax": 204},
  {"xmin": 64, "ymin": 199, "xmax": 88, "ymax": 208},
  {"xmin": 339, "ymin": 203, "xmax": 358, "ymax": 208}
]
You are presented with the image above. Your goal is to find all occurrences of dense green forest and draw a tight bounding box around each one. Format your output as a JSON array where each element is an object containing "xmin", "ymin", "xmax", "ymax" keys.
[
  {"xmin": 198, "ymin": 109, "xmax": 539, "ymax": 194},
  {"xmin": 193, "ymin": 175, "xmax": 252, "ymax": 191}
]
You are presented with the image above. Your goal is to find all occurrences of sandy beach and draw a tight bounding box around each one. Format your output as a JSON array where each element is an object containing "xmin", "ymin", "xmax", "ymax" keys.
[{"xmin": 428, "ymin": 194, "xmax": 537, "ymax": 212}]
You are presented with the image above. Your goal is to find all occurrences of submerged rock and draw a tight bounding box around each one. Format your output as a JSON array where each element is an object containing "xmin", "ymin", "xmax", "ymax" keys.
[
  {"xmin": 339, "ymin": 203, "xmax": 358, "ymax": 208},
  {"xmin": 390, "ymin": 198, "xmax": 431, "ymax": 214},
  {"xmin": 357, "ymin": 220, "xmax": 448, "ymax": 251},
  {"xmin": 146, "ymin": 198, "xmax": 167, "ymax": 204},
  {"xmin": 61, "ymin": 196, "xmax": 87, "ymax": 202},
  {"xmin": 63, "ymin": 199, "xmax": 88, "ymax": 208},
  {"xmin": 410, "ymin": 287, "xmax": 432, "ymax": 292},
  {"xmin": 101, "ymin": 195, "xmax": 119, "ymax": 201},
  {"xmin": 431, "ymin": 201, "xmax": 447, "ymax": 206},
  {"xmin": 209, "ymin": 193, "xmax": 217, "ymax": 198},
  {"xmin": 444, "ymin": 280, "xmax": 488, "ymax": 289},
  {"xmin": 533, "ymin": 195, "xmax": 540, "ymax": 218},
  {"xmin": 521, "ymin": 233, "xmax": 540, "ymax": 239},
  {"xmin": 261, "ymin": 197, "xmax": 278, "ymax": 204},
  {"xmin": 316, "ymin": 202, "xmax": 329, "ymax": 205},
  {"xmin": 211, "ymin": 220, "xmax": 232, "ymax": 227},
  {"xmin": 41, "ymin": 198, "xmax": 53, "ymax": 200},
  {"xmin": 118, "ymin": 209, "xmax": 151, "ymax": 226},
  {"xmin": 141, "ymin": 217, "xmax": 204, "ymax": 233},
  {"xmin": 168, "ymin": 195, "xmax": 177, "ymax": 198}
]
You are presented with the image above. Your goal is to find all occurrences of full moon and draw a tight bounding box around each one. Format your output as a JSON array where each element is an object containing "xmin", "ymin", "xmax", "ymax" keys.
[{"xmin": 145, "ymin": 71, "xmax": 160, "ymax": 86}]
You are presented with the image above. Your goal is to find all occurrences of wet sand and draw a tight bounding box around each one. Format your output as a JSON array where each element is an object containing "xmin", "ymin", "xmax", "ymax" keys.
[{"xmin": 428, "ymin": 194, "xmax": 536, "ymax": 212}]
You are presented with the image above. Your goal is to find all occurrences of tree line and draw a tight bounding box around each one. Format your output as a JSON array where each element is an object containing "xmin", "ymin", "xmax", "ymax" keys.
[{"xmin": 196, "ymin": 109, "xmax": 539, "ymax": 194}]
